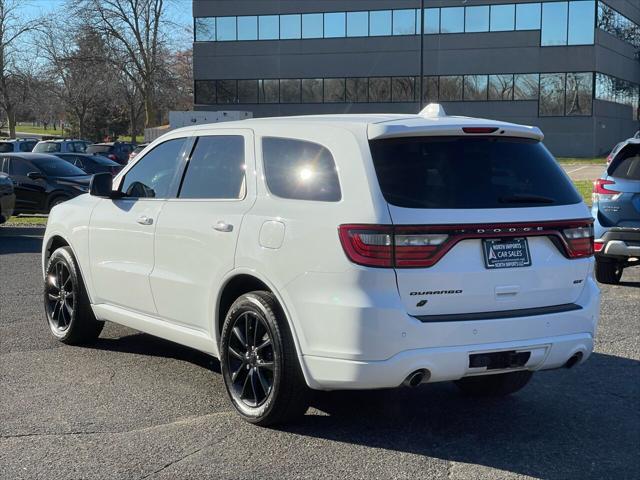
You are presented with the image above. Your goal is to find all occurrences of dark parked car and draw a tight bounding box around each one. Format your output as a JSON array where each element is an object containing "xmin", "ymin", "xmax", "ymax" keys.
[
  {"xmin": 0, "ymin": 153, "xmax": 91, "ymax": 214},
  {"xmin": 0, "ymin": 172, "xmax": 15, "ymax": 223},
  {"xmin": 86, "ymin": 142, "xmax": 135, "ymax": 165},
  {"xmin": 53, "ymin": 152, "xmax": 123, "ymax": 176},
  {"xmin": 592, "ymin": 139, "xmax": 640, "ymax": 283}
]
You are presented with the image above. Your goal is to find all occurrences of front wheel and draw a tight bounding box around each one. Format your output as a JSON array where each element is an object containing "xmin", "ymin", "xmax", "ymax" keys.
[
  {"xmin": 455, "ymin": 370, "xmax": 533, "ymax": 397},
  {"xmin": 595, "ymin": 259, "xmax": 623, "ymax": 284},
  {"xmin": 220, "ymin": 291, "xmax": 309, "ymax": 426},
  {"xmin": 44, "ymin": 246, "xmax": 104, "ymax": 344}
]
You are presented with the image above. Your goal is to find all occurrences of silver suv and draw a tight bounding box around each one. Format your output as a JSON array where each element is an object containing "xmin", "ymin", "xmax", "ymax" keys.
[{"xmin": 33, "ymin": 139, "xmax": 91, "ymax": 154}]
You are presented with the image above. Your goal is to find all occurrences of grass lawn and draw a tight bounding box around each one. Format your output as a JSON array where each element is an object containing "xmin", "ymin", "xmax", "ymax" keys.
[
  {"xmin": 573, "ymin": 180, "xmax": 593, "ymax": 206},
  {"xmin": 11, "ymin": 124, "xmax": 64, "ymax": 136},
  {"xmin": 557, "ymin": 157, "xmax": 607, "ymax": 165},
  {"xmin": 5, "ymin": 216, "xmax": 48, "ymax": 226}
]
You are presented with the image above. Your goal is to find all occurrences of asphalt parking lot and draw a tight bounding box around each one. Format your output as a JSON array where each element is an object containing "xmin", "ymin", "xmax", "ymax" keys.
[
  {"xmin": 561, "ymin": 165, "xmax": 605, "ymax": 181},
  {"xmin": 1, "ymin": 226, "xmax": 638, "ymax": 480}
]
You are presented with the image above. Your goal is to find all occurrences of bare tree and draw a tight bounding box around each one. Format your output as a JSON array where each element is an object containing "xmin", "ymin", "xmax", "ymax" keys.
[
  {"xmin": 73, "ymin": 0, "xmax": 171, "ymax": 128},
  {"xmin": 0, "ymin": 0, "xmax": 42, "ymax": 138}
]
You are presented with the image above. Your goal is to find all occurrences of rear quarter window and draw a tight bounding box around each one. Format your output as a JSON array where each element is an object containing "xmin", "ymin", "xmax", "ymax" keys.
[
  {"xmin": 0, "ymin": 143, "xmax": 13, "ymax": 153},
  {"xmin": 369, "ymin": 136, "xmax": 582, "ymax": 209},
  {"xmin": 262, "ymin": 137, "xmax": 341, "ymax": 202},
  {"xmin": 609, "ymin": 144, "xmax": 640, "ymax": 180}
]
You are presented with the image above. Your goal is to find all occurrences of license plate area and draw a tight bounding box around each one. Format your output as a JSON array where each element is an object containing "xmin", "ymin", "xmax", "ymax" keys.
[
  {"xmin": 482, "ymin": 237, "xmax": 531, "ymax": 269},
  {"xmin": 469, "ymin": 350, "xmax": 531, "ymax": 370}
]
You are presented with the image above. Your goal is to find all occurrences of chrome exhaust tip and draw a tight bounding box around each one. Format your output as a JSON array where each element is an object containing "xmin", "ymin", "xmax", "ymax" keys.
[{"xmin": 403, "ymin": 369, "xmax": 430, "ymax": 387}]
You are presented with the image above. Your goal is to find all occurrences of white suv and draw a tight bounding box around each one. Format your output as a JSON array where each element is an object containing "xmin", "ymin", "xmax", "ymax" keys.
[{"xmin": 42, "ymin": 106, "xmax": 600, "ymax": 425}]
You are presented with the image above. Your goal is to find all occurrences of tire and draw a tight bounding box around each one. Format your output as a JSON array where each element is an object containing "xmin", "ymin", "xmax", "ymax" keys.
[
  {"xmin": 44, "ymin": 246, "xmax": 104, "ymax": 345},
  {"xmin": 455, "ymin": 370, "xmax": 533, "ymax": 397},
  {"xmin": 595, "ymin": 259, "xmax": 623, "ymax": 284},
  {"xmin": 220, "ymin": 291, "xmax": 309, "ymax": 426}
]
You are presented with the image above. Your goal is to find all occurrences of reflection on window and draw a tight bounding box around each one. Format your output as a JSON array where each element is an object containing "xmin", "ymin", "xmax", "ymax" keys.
[
  {"xmin": 324, "ymin": 12, "xmax": 346, "ymax": 38},
  {"xmin": 195, "ymin": 80, "xmax": 215, "ymax": 104},
  {"xmin": 302, "ymin": 13, "xmax": 323, "ymax": 39},
  {"xmin": 566, "ymin": 72, "xmax": 593, "ymax": 116},
  {"xmin": 490, "ymin": 4, "xmax": 515, "ymax": 32},
  {"xmin": 439, "ymin": 76, "xmax": 463, "ymax": 101},
  {"xmin": 596, "ymin": 73, "xmax": 640, "ymax": 119},
  {"xmin": 258, "ymin": 79, "xmax": 279, "ymax": 103},
  {"xmin": 424, "ymin": 8, "xmax": 440, "ymax": 34},
  {"xmin": 216, "ymin": 17, "xmax": 236, "ymax": 41},
  {"xmin": 324, "ymin": 78, "xmax": 346, "ymax": 103},
  {"xmin": 423, "ymin": 76, "xmax": 439, "ymax": 102},
  {"xmin": 280, "ymin": 14, "xmax": 301, "ymax": 40},
  {"xmin": 597, "ymin": 2, "xmax": 640, "ymax": 48},
  {"xmin": 347, "ymin": 11, "xmax": 369, "ymax": 37},
  {"xmin": 568, "ymin": 1, "xmax": 595, "ymax": 45},
  {"xmin": 392, "ymin": 77, "xmax": 415, "ymax": 102},
  {"xmin": 369, "ymin": 78, "xmax": 391, "ymax": 102},
  {"xmin": 464, "ymin": 75, "xmax": 488, "ymax": 101},
  {"xmin": 238, "ymin": 80, "xmax": 258, "ymax": 103},
  {"xmin": 259, "ymin": 15, "xmax": 279, "ymax": 40},
  {"xmin": 280, "ymin": 79, "xmax": 301, "ymax": 103},
  {"xmin": 541, "ymin": 2, "xmax": 568, "ymax": 46},
  {"xmin": 346, "ymin": 78, "xmax": 368, "ymax": 103},
  {"xmin": 302, "ymin": 79, "xmax": 323, "ymax": 103},
  {"xmin": 539, "ymin": 73, "xmax": 566, "ymax": 116},
  {"xmin": 440, "ymin": 7, "xmax": 464, "ymax": 33},
  {"xmin": 216, "ymin": 80, "xmax": 237, "ymax": 103},
  {"xmin": 489, "ymin": 74, "xmax": 514, "ymax": 100},
  {"xmin": 195, "ymin": 18, "xmax": 215, "ymax": 41},
  {"xmin": 370, "ymin": 10, "xmax": 392, "ymax": 36},
  {"xmin": 514, "ymin": 74, "xmax": 540, "ymax": 100},
  {"xmin": 237, "ymin": 16, "xmax": 258, "ymax": 40},
  {"xmin": 465, "ymin": 6, "xmax": 490, "ymax": 33},
  {"xmin": 393, "ymin": 9, "xmax": 416, "ymax": 36},
  {"xmin": 516, "ymin": 3, "xmax": 541, "ymax": 30}
]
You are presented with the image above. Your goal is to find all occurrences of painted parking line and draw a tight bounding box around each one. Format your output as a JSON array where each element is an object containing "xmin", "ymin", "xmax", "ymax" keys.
[{"xmin": 565, "ymin": 166, "xmax": 588, "ymax": 174}]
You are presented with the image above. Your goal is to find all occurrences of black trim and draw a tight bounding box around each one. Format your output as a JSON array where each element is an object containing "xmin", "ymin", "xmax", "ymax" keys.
[{"xmin": 414, "ymin": 303, "xmax": 582, "ymax": 323}]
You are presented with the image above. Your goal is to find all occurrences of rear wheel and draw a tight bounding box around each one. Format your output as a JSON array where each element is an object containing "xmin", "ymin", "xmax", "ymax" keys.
[
  {"xmin": 44, "ymin": 246, "xmax": 104, "ymax": 344},
  {"xmin": 595, "ymin": 259, "xmax": 623, "ymax": 284},
  {"xmin": 455, "ymin": 371, "xmax": 533, "ymax": 397},
  {"xmin": 220, "ymin": 291, "xmax": 309, "ymax": 426}
]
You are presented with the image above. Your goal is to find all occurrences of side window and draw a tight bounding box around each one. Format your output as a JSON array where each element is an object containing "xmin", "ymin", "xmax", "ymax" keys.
[
  {"xmin": 75, "ymin": 142, "xmax": 87, "ymax": 153},
  {"xmin": 1, "ymin": 158, "xmax": 8, "ymax": 173},
  {"xmin": 9, "ymin": 158, "xmax": 33, "ymax": 176},
  {"xmin": 121, "ymin": 138, "xmax": 186, "ymax": 199},
  {"xmin": 179, "ymin": 135, "xmax": 245, "ymax": 199},
  {"xmin": 262, "ymin": 137, "xmax": 341, "ymax": 202}
]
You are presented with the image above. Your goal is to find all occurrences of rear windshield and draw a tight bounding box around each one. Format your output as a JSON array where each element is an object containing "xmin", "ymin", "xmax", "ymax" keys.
[
  {"xmin": 609, "ymin": 144, "xmax": 640, "ymax": 180},
  {"xmin": 33, "ymin": 158, "xmax": 85, "ymax": 177},
  {"xmin": 87, "ymin": 145, "xmax": 112, "ymax": 154},
  {"xmin": 369, "ymin": 136, "xmax": 582, "ymax": 209},
  {"xmin": 89, "ymin": 155, "xmax": 119, "ymax": 166},
  {"xmin": 34, "ymin": 142, "xmax": 61, "ymax": 153},
  {"xmin": 0, "ymin": 142, "xmax": 13, "ymax": 152}
]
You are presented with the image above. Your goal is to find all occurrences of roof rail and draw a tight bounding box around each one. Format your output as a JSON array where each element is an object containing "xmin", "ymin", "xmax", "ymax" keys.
[{"xmin": 419, "ymin": 103, "xmax": 447, "ymax": 118}]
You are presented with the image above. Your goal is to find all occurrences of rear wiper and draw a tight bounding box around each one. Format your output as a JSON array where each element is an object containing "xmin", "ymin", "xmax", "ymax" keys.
[{"xmin": 499, "ymin": 194, "xmax": 556, "ymax": 204}]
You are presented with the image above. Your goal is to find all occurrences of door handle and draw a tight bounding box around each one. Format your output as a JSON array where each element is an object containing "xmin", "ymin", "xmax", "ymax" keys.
[
  {"xmin": 213, "ymin": 221, "xmax": 233, "ymax": 232},
  {"xmin": 137, "ymin": 215, "xmax": 154, "ymax": 226}
]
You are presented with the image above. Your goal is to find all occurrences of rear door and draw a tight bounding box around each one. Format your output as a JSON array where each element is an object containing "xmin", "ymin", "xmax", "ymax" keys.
[
  {"xmin": 368, "ymin": 135, "xmax": 592, "ymax": 317},
  {"xmin": 596, "ymin": 144, "xmax": 640, "ymax": 228},
  {"xmin": 150, "ymin": 130, "xmax": 255, "ymax": 332}
]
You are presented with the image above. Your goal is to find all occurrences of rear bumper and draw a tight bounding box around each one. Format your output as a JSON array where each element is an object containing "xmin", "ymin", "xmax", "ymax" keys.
[
  {"xmin": 596, "ymin": 227, "xmax": 640, "ymax": 260},
  {"xmin": 303, "ymin": 332, "xmax": 593, "ymax": 390}
]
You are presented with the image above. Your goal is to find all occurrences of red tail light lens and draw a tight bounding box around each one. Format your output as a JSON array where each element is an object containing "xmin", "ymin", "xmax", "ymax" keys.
[
  {"xmin": 593, "ymin": 179, "xmax": 619, "ymax": 195},
  {"xmin": 593, "ymin": 240, "xmax": 604, "ymax": 252},
  {"xmin": 339, "ymin": 220, "xmax": 593, "ymax": 268},
  {"xmin": 108, "ymin": 154, "xmax": 117, "ymax": 161},
  {"xmin": 462, "ymin": 127, "xmax": 499, "ymax": 134},
  {"xmin": 561, "ymin": 226, "xmax": 594, "ymax": 258}
]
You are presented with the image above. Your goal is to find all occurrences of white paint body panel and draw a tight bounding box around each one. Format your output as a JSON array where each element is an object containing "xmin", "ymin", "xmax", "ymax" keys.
[{"xmin": 42, "ymin": 112, "xmax": 600, "ymax": 391}]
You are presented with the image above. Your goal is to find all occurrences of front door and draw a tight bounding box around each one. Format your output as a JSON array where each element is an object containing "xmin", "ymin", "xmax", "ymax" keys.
[
  {"xmin": 151, "ymin": 131, "xmax": 255, "ymax": 334},
  {"xmin": 88, "ymin": 137, "xmax": 189, "ymax": 315},
  {"xmin": 7, "ymin": 157, "xmax": 46, "ymax": 212}
]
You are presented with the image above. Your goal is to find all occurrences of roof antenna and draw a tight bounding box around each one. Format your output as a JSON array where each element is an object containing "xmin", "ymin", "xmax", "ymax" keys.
[{"xmin": 419, "ymin": 103, "xmax": 447, "ymax": 118}]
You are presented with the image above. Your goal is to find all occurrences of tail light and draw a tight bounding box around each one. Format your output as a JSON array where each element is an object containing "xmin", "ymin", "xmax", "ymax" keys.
[
  {"xmin": 592, "ymin": 179, "xmax": 620, "ymax": 203},
  {"xmin": 339, "ymin": 220, "xmax": 593, "ymax": 268},
  {"xmin": 462, "ymin": 127, "xmax": 499, "ymax": 134},
  {"xmin": 593, "ymin": 240, "xmax": 605, "ymax": 253},
  {"xmin": 108, "ymin": 154, "xmax": 117, "ymax": 161}
]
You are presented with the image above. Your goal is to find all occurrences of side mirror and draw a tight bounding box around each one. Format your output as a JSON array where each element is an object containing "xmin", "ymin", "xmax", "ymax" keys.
[
  {"xmin": 90, "ymin": 172, "xmax": 120, "ymax": 198},
  {"xmin": 27, "ymin": 171, "xmax": 45, "ymax": 180}
]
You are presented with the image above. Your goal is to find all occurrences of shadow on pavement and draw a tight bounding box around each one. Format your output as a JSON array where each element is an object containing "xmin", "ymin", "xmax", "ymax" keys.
[{"xmin": 0, "ymin": 227, "xmax": 44, "ymax": 255}]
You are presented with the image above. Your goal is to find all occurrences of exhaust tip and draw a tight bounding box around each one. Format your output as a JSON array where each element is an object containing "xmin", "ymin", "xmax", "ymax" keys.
[
  {"xmin": 564, "ymin": 352, "xmax": 583, "ymax": 369},
  {"xmin": 403, "ymin": 369, "xmax": 430, "ymax": 388}
]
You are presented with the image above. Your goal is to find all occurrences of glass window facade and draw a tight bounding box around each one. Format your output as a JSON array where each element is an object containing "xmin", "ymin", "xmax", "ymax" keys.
[
  {"xmin": 597, "ymin": 2, "xmax": 640, "ymax": 48},
  {"xmin": 195, "ymin": 1, "xmax": 598, "ymax": 46},
  {"xmin": 195, "ymin": 72, "xmax": 618, "ymax": 119}
]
